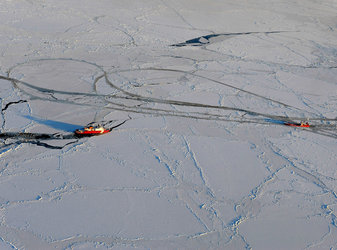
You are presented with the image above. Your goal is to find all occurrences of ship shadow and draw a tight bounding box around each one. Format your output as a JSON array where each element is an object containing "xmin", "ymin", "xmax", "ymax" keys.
[{"xmin": 23, "ymin": 115, "xmax": 81, "ymax": 132}]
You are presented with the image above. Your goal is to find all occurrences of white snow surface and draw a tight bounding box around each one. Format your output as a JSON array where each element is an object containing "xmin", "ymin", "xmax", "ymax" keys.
[{"xmin": 0, "ymin": 0, "xmax": 337, "ymax": 249}]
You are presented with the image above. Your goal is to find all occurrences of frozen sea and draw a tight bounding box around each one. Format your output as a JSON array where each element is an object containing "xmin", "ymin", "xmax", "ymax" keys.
[{"xmin": 0, "ymin": 0, "xmax": 337, "ymax": 249}]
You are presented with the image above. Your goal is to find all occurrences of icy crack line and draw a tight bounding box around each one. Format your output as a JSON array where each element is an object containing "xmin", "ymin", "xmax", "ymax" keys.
[{"xmin": 182, "ymin": 136, "xmax": 213, "ymax": 196}]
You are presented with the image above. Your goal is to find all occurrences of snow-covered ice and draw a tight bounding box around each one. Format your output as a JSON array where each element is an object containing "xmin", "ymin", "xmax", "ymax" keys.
[{"xmin": 0, "ymin": 0, "xmax": 337, "ymax": 249}]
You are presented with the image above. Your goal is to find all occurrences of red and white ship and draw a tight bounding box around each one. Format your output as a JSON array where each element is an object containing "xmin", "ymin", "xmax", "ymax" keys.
[
  {"xmin": 75, "ymin": 125, "xmax": 110, "ymax": 136},
  {"xmin": 284, "ymin": 121, "xmax": 310, "ymax": 128}
]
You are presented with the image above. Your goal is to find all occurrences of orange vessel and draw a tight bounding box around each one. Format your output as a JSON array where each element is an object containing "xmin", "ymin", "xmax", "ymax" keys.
[
  {"xmin": 284, "ymin": 121, "xmax": 310, "ymax": 128},
  {"xmin": 75, "ymin": 125, "xmax": 110, "ymax": 136}
]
